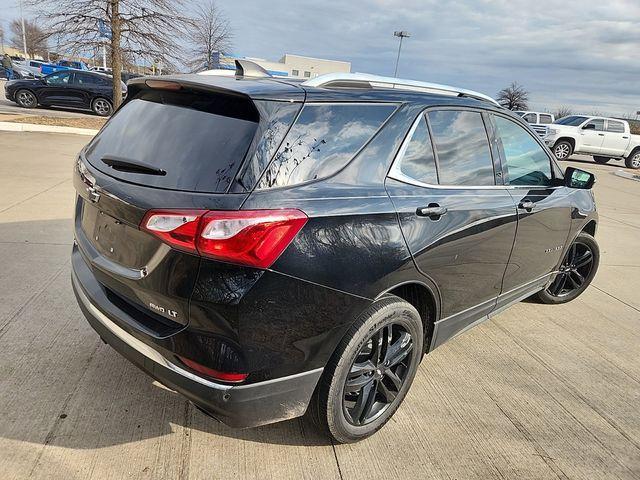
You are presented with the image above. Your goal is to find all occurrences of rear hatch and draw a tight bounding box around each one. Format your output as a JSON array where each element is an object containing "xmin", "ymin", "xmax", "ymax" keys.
[{"xmin": 74, "ymin": 77, "xmax": 302, "ymax": 330}]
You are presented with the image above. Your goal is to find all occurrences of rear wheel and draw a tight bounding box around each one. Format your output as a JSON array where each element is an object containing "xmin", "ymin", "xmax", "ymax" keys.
[
  {"xmin": 625, "ymin": 150, "xmax": 640, "ymax": 170},
  {"xmin": 15, "ymin": 89, "xmax": 37, "ymax": 108},
  {"xmin": 593, "ymin": 156, "xmax": 610, "ymax": 164},
  {"xmin": 311, "ymin": 295, "xmax": 423, "ymax": 443},
  {"xmin": 535, "ymin": 232, "xmax": 599, "ymax": 304},
  {"xmin": 92, "ymin": 97, "xmax": 113, "ymax": 117},
  {"xmin": 553, "ymin": 140, "xmax": 573, "ymax": 160}
]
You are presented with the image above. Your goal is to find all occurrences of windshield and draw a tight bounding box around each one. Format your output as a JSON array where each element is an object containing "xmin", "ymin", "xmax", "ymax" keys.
[{"xmin": 554, "ymin": 116, "xmax": 588, "ymax": 126}]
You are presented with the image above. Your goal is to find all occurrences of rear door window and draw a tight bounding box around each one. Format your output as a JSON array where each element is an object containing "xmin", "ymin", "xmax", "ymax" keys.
[
  {"xmin": 427, "ymin": 110, "xmax": 495, "ymax": 186},
  {"xmin": 84, "ymin": 89, "xmax": 259, "ymax": 193},
  {"xmin": 539, "ymin": 114, "xmax": 553, "ymax": 124},
  {"xmin": 257, "ymin": 103, "xmax": 396, "ymax": 189},
  {"xmin": 606, "ymin": 120, "xmax": 625, "ymax": 133}
]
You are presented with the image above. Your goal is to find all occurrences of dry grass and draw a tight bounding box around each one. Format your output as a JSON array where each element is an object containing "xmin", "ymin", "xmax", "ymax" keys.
[{"xmin": 0, "ymin": 114, "xmax": 106, "ymax": 130}]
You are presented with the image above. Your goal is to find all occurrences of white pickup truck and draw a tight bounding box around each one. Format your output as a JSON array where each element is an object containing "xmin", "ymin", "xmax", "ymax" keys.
[{"xmin": 544, "ymin": 115, "xmax": 640, "ymax": 169}]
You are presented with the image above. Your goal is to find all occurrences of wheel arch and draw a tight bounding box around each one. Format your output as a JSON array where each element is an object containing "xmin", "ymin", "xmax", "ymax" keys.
[
  {"xmin": 581, "ymin": 219, "xmax": 597, "ymax": 237},
  {"xmin": 555, "ymin": 136, "xmax": 576, "ymax": 151},
  {"xmin": 375, "ymin": 281, "xmax": 439, "ymax": 352}
]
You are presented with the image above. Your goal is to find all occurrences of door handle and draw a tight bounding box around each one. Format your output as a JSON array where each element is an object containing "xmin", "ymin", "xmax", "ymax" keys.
[
  {"xmin": 623, "ymin": 136, "xmax": 629, "ymax": 139},
  {"xmin": 417, "ymin": 204, "xmax": 448, "ymax": 219},
  {"xmin": 597, "ymin": 133, "xmax": 605, "ymax": 136},
  {"xmin": 518, "ymin": 200, "xmax": 536, "ymax": 212}
]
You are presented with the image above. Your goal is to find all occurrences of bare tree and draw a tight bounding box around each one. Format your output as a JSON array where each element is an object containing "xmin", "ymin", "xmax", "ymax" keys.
[
  {"xmin": 496, "ymin": 82, "xmax": 529, "ymax": 110},
  {"xmin": 29, "ymin": 0, "xmax": 195, "ymax": 109},
  {"xmin": 9, "ymin": 19, "xmax": 48, "ymax": 58},
  {"xmin": 187, "ymin": 0, "xmax": 231, "ymax": 72},
  {"xmin": 553, "ymin": 105, "xmax": 573, "ymax": 119}
]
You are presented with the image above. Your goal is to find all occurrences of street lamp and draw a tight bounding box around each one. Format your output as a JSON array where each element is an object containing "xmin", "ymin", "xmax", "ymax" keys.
[{"xmin": 393, "ymin": 30, "xmax": 410, "ymax": 77}]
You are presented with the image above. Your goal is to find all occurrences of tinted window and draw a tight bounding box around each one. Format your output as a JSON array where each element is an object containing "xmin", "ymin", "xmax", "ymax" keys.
[
  {"xmin": 584, "ymin": 119, "xmax": 604, "ymax": 131},
  {"xmin": 75, "ymin": 73, "xmax": 99, "ymax": 85},
  {"xmin": 555, "ymin": 115, "xmax": 588, "ymax": 126},
  {"xmin": 396, "ymin": 116, "xmax": 438, "ymax": 184},
  {"xmin": 539, "ymin": 114, "xmax": 553, "ymax": 124},
  {"xmin": 494, "ymin": 116, "xmax": 552, "ymax": 186},
  {"xmin": 46, "ymin": 72, "xmax": 72, "ymax": 85},
  {"xmin": 257, "ymin": 103, "xmax": 395, "ymax": 189},
  {"xmin": 85, "ymin": 90, "xmax": 259, "ymax": 193},
  {"xmin": 523, "ymin": 113, "xmax": 537, "ymax": 123},
  {"xmin": 427, "ymin": 110, "xmax": 494, "ymax": 186},
  {"xmin": 607, "ymin": 120, "xmax": 625, "ymax": 133}
]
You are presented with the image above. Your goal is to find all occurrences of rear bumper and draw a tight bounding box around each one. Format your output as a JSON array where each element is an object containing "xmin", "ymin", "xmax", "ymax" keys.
[{"xmin": 71, "ymin": 250, "xmax": 323, "ymax": 428}]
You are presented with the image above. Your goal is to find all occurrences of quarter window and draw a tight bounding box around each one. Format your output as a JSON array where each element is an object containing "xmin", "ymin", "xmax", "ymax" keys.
[
  {"xmin": 258, "ymin": 103, "xmax": 396, "ymax": 189},
  {"xmin": 427, "ymin": 110, "xmax": 495, "ymax": 186},
  {"xmin": 606, "ymin": 120, "xmax": 625, "ymax": 133},
  {"xmin": 396, "ymin": 116, "xmax": 438, "ymax": 184},
  {"xmin": 494, "ymin": 115, "xmax": 552, "ymax": 186}
]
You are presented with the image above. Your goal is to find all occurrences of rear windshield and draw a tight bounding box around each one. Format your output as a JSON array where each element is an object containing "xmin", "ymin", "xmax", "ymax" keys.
[{"xmin": 84, "ymin": 89, "xmax": 259, "ymax": 193}]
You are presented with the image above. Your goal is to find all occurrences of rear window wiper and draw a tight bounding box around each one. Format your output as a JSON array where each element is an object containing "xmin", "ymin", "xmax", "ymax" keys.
[{"xmin": 101, "ymin": 156, "xmax": 167, "ymax": 176}]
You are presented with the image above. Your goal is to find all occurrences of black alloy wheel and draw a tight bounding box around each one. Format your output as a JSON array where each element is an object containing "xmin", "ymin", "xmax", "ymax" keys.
[
  {"xmin": 547, "ymin": 241, "xmax": 594, "ymax": 297},
  {"xmin": 535, "ymin": 231, "xmax": 599, "ymax": 304},
  {"xmin": 343, "ymin": 323, "xmax": 414, "ymax": 426}
]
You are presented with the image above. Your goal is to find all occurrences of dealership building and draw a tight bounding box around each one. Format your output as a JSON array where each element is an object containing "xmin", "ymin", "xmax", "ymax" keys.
[{"xmin": 218, "ymin": 53, "xmax": 351, "ymax": 78}]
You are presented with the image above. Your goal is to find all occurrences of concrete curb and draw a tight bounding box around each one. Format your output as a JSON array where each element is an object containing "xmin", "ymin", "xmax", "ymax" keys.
[{"xmin": 0, "ymin": 121, "xmax": 98, "ymax": 136}]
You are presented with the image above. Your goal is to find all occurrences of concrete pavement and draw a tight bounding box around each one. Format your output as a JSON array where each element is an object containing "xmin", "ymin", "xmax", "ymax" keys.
[{"xmin": 0, "ymin": 131, "xmax": 639, "ymax": 479}]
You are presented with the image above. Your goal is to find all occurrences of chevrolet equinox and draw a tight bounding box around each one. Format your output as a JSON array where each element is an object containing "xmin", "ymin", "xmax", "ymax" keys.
[{"xmin": 72, "ymin": 63, "xmax": 599, "ymax": 443}]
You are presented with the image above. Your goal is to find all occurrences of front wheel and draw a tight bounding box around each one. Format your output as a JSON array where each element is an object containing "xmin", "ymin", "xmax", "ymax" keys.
[
  {"xmin": 92, "ymin": 97, "xmax": 113, "ymax": 117},
  {"xmin": 535, "ymin": 232, "xmax": 599, "ymax": 304},
  {"xmin": 625, "ymin": 151, "xmax": 640, "ymax": 170},
  {"xmin": 553, "ymin": 140, "xmax": 573, "ymax": 160},
  {"xmin": 310, "ymin": 295, "xmax": 424, "ymax": 443},
  {"xmin": 593, "ymin": 156, "xmax": 610, "ymax": 164}
]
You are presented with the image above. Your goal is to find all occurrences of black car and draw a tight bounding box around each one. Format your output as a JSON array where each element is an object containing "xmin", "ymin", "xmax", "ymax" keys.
[
  {"xmin": 71, "ymin": 63, "xmax": 599, "ymax": 443},
  {"xmin": 4, "ymin": 69, "xmax": 125, "ymax": 116}
]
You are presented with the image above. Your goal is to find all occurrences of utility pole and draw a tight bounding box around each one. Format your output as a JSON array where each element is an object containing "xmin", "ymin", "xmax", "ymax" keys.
[
  {"xmin": 19, "ymin": 0, "xmax": 28, "ymax": 58},
  {"xmin": 393, "ymin": 30, "xmax": 410, "ymax": 77}
]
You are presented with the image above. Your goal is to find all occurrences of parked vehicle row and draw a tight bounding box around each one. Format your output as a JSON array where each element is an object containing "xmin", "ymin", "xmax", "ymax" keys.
[
  {"xmin": 4, "ymin": 70, "xmax": 126, "ymax": 116},
  {"xmin": 71, "ymin": 64, "xmax": 599, "ymax": 443},
  {"xmin": 544, "ymin": 115, "xmax": 640, "ymax": 169}
]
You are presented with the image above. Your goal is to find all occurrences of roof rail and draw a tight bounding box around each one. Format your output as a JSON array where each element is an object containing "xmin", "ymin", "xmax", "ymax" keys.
[{"xmin": 302, "ymin": 72, "xmax": 500, "ymax": 107}]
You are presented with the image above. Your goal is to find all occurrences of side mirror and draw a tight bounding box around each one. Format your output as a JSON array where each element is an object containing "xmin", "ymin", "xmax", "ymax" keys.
[
  {"xmin": 582, "ymin": 123, "xmax": 595, "ymax": 130},
  {"xmin": 565, "ymin": 167, "xmax": 595, "ymax": 189}
]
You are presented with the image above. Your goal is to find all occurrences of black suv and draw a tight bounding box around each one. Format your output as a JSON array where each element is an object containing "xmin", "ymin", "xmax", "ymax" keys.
[{"xmin": 72, "ymin": 66, "xmax": 599, "ymax": 443}]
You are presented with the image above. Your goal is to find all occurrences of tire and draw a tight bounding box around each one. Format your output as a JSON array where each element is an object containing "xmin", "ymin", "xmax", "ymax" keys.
[
  {"xmin": 552, "ymin": 140, "xmax": 573, "ymax": 160},
  {"xmin": 15, "ymin": 89, "xmax": 37, "ymax": 108},
  {"xmin": 92, "ymin": 97, "xmax": 113, "ymax": 117},
  {"xmin": 535, "ymin": 231, "xmax": 599, "ymax": 305},
  {"xmin": 625, "ymin": 150, "xmax": 640, "ymax": 170},
  {"xmin": 310, "ymin": 295, "xmax": 424, "ymax": 443},
  {"xmin": 593, "ymin": 156, "xmax": 610, "ymax": 164}
]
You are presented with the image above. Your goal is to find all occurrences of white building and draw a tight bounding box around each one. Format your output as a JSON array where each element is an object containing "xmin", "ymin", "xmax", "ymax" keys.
[{"xmin": 218, "ymin": 53, "xmax": 351, "ymax": 78}]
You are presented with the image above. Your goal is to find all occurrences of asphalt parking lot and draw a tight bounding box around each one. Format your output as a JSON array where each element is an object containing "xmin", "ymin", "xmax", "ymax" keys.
[{"xmin": 1, "ymin": 131, "xmax": 639, "ymax": 480}]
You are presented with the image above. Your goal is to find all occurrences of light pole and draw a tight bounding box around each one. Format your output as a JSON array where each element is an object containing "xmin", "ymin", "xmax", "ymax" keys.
[
  {"xmin": 393, "ymin": 30, "xmax": 410, "ymax": 77},
  {"xmin": 19, "ymin": 0, "xmax": 28, "ymax": 58}
]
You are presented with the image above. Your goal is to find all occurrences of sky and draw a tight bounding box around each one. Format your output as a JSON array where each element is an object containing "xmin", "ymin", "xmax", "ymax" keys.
[{"xmin": 1, "ymin": 0, "xmax": 639, "ymax": 116}]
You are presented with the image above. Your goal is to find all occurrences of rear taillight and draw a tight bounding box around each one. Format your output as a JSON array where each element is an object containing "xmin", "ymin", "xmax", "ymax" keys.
[{"xmin": 141, "ymin": 209, "xmax": 307, "ymax": 269}]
